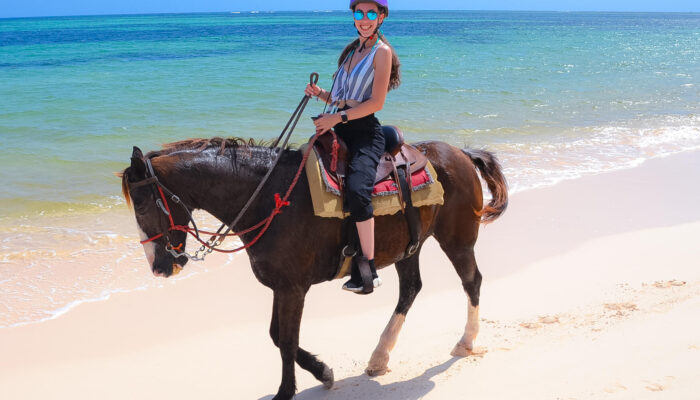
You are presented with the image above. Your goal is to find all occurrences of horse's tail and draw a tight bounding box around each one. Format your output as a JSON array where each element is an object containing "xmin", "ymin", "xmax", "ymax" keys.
[{"xmin": 461, "ymin": 148, "xmax": 509, "ymax": 224}]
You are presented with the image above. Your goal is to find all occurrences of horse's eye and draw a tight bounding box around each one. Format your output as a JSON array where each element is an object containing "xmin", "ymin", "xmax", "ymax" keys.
[{"xmin": 134, "ymin": 202, "xmax": 150, "ymax": 214}]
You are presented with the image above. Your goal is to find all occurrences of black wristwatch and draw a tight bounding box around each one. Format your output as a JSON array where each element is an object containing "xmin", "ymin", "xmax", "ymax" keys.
[{"xmin": 340, "ymin": 111, "xmax": 348, "ymax": 124}]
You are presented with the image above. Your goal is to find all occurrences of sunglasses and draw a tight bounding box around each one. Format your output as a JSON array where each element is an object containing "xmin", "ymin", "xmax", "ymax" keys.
[{"xmin": 353, "ymin": 10, "xmax": 378, "ymax": 21}]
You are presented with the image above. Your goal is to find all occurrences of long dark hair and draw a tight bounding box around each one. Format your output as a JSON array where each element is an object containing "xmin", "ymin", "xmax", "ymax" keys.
[{"xmin": 337, "ymin": 6, "xmax": 401, "ymax": 91}]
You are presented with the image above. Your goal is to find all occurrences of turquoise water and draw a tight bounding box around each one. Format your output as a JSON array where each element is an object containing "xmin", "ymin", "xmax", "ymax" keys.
[{"xmin": 1, "ymin": 11, "xmax": 700, "ymax": 216}]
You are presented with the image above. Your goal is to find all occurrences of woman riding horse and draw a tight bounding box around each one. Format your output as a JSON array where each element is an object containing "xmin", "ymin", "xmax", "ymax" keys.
[
  {"xmin": 121, "ymin": 2, "xmax": 509, "ymax": 397},
  {"xmin": 305, "ymin": 0, "xmax": 401, "ymax": 293}
]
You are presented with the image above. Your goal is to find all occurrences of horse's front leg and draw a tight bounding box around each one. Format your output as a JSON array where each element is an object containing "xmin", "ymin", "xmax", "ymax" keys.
[
  {"xmin": 270, "ymin": 287, "xmax": 306, "ymax": 400},
  {"xmin": 269, "ymin": 291, "xmax": 334, "ymax": 390}
]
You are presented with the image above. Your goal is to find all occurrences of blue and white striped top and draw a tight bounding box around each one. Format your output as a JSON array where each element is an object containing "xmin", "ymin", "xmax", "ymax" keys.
[{"xmin": 330, "ymin": 40, "xmax": 384, "ymax": 108}]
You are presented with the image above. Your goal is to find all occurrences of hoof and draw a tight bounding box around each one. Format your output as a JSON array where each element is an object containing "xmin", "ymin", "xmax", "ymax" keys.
[
  {"xmin": 365, "ymin": 366, "xmax": 389, "ymax": 377},
  {"xmin": 366, "ymin": 350, "xmax": 390, "ymax": 377},
  {"xmin": 450, "ymin": 342, "xmax": 473, "ymax": 358},
  {"xmin": 321, "ymin": 366, "xmax": 334, "ymax": 389}
]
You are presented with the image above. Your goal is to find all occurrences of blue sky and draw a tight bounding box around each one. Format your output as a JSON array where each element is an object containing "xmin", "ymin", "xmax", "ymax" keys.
[{"xmin": 1, "ymin": 0, "xmax": 699, "ymax": 18}]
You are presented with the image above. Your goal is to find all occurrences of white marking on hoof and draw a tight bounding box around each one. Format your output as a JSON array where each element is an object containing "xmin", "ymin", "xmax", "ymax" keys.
[
  {"xmin": 367, "ymin": 313, "xmax": 405, "ymax": 376},
  {"xmin": 365, "ymin": 365, "xmax": 389, "ymax": 377},
  {"xmin": 450, "ymin": 342, "xmax": 472, "ymax": 358},
  {"xmin": 452, "ymin": 303, "xmax": 479, "ymax": 357},
  {"xmin": 466, "ymin": 303, "xmax": 480, "ymax": 342},
  {"xmin": 321, "ymin": 366, "xmax": 334, "ymax": 389}
]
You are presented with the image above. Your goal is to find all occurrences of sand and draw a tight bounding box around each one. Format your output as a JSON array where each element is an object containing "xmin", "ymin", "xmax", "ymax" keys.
[{"xmin": 1, "ymin": 150, "xmax": 699, "ymax": 400}]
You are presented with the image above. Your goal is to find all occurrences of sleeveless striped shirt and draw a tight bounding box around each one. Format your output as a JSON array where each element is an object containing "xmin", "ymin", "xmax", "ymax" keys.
[{"xmin": 330, "ymin": 40, "xmax": 384, "ymax": 108}]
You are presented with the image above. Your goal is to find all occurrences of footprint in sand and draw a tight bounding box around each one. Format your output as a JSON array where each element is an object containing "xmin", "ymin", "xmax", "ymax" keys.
[
  {"xmin": 604, "ymin": 302, "xmax": 638, "ymax": 317},
  {"xmin": 519, "ymin": 322, "xmax": 542, "ymax": 329},
  {"xmin": 469, "ymin": 347, "xmax": 488, "ymax": 358},
  {"xmin": 645, "ymin": 383, "xmax": 664, "ymax": 392},
  {"xmin": 653, "ymin": 280, "xmax": 686, "ymax": 288},
  {"xmin": 538, "ymin": 315, "xmax": 559, "ymax": 324},
  {"xmin": 604, "ymin": 302, "xmax": 638, "ymax": 311},
  {"xmin": 644, "ymin": 376, "xmax": 675, "ymax": 392},
  {"xmin": 519, "ymin": 316, "xmax": 559, "ymax": 329},
  {"xmin": 603, "ymin": 383, "xmax": 628, "ymax": 394}
]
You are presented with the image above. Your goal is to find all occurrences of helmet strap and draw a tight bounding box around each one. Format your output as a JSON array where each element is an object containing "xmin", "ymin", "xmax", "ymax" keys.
[{"xmin": 357, "ymin": 25, "xmax": 380, "ymax": 52}]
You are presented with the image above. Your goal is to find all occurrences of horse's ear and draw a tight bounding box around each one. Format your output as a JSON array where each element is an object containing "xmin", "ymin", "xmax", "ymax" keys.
[{"xmin": 130, "ymin": 147, "xmax": 146, "ymax": 177}]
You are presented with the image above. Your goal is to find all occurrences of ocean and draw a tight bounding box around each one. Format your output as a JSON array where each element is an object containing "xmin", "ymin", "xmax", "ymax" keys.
[{"xmin": 1, "ymin": 10, "xmax": 699, "ymax": 327}]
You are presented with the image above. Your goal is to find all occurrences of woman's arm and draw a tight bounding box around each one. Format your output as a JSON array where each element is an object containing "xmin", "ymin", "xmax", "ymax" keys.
[
  {"xmin": 305, "ymin": 84, "xmax": 333, "ymax": 104},
  {"xmin": 318, "ymin": 88, "xmax": 333, "ymax": 104}
]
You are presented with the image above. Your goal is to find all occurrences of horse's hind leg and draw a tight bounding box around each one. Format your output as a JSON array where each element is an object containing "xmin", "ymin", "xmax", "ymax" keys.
[
  {"xmin": 441, "ymin": 245, "xmax": 482, "ymax": 357},
  {"xmin": 269, "ymin": 291, "xmax": 334, "ymax": 391},
  {"xmin": 366, "ymin": 250, "xmax": 423, "ymax": 376}
]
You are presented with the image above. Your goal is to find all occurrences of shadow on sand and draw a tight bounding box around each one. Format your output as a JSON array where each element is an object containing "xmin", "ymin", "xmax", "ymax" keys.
[{"xmin": 258, "ymin": 357, "xmax": 461, "ymax": 400}]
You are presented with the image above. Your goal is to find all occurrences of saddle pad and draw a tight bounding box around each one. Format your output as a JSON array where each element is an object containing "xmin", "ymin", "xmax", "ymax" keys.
[
  {"xmin": 302, "ymin": 144, "xmax": 445, "ymax": 219},
  {"xmin": 317, "ymin": 151, "xmax": 435, "ymax": 197}
]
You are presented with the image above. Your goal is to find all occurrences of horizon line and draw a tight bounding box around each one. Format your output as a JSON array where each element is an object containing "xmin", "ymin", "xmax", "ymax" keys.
[{"xmin": 2, "ymin": 9, "xmax": 700, "ymax": 20}]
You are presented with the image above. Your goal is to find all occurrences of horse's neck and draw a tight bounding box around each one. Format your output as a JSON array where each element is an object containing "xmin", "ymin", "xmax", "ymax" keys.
[{"xmin": 158, "ymin": 146, "xmax": 292, "ymax": 229}]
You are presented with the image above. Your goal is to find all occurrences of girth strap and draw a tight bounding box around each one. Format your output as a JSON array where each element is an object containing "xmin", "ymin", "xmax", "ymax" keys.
[
  {"xmin": 396, "ymin": 165, "xmax": 421, "ymax": 258},
  {"xmin": 333, "ymin": 219, "xmax": 359, "ymax": 281},
  {"xmin": 390, "ymin": 156, "xmax": 405, "ymax": 214}
]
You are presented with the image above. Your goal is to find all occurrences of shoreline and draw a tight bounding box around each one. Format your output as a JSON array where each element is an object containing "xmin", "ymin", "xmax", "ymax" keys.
[
  {"xmin": 2, "ymin": 132, "xmax": 699, "ymax": 221},
  {"xmin": 1, "ymin": 148, "xmax": 699, "ymax": 328},
  {"xmin": 0, "ymin": 150, "xmax": 699, "ymax": 399}
]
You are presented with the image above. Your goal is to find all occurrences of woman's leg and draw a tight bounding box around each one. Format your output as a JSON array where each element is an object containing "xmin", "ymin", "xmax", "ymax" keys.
[
  {"xmin": 356, "ymin": 218, "xmax": 374, "ymax": 259},
  {"xmin": 344, "ymin": 152, "xmax": 382, "ymax": 293},
  {"xmin": 339, "ymin": 114, "xmax": 384, "ymax": 293}
]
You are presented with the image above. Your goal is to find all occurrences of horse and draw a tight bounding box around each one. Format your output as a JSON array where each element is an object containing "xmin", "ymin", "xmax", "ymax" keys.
[{"xmin": 120, "ymin": 136, "xmax": 508, "ymax": 400}]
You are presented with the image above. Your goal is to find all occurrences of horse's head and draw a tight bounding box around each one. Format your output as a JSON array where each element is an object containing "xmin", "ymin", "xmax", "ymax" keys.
[{"xmin": 121, "ymin": 146, "xmax": 189, "ymax": 278}]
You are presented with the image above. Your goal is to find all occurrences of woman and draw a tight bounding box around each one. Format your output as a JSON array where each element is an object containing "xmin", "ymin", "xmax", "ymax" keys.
[{"xmin": 305, "ymin": 0, "xmax": 401, "ymax": 293}]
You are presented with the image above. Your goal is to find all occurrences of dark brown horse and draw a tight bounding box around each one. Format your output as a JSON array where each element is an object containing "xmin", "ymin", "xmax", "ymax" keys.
[{"xmin": 120, "ymin": 137, "xmax": 507, "ymax": 400}]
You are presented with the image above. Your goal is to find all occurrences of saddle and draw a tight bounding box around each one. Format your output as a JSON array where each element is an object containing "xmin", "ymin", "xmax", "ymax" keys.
[{"xmin": 314, "ymin": 125, "xmax": 429, "ymax": 192}]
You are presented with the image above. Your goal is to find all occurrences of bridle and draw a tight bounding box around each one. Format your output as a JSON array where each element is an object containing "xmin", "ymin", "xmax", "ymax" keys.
[
  {"xmin": 128, "ymin": 73, "xmax": 340, "ymax": 262},
  {"xmin": 127, "ymin": 155, "xmax": 292, "ymax": 261},
  {"xmin": 128, "ymin": 157, "xmax": 202, "ymax": 257}
]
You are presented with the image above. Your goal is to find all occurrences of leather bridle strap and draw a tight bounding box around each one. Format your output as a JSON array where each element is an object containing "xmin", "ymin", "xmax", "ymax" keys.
[
  {"xmin": 130, "ymin": 158, "xmax": 201, "ymax": 246},
  {"xmin": 128, "ymin": 176, "xmax": 158, "ymax": 189}
]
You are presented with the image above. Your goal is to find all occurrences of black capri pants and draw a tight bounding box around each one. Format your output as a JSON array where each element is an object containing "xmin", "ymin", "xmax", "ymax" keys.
[{"xmin": 332, "ymin": 111, "xmax": 385, "ymax": 222}]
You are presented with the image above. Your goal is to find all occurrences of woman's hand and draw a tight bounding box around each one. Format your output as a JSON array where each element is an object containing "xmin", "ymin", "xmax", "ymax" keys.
[
  {"xmin": 305, "ymin": 83, "xmax": 322, "ymax": 98},
  {"xmin": 313, "ymin": 113, "xmax": 341, "ymax": 134}
]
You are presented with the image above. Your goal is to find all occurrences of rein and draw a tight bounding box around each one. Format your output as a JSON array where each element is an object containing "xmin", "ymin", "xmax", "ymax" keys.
[{"xmin": 131, "ymin": 73, "xmax": 339, "ymax": 261}]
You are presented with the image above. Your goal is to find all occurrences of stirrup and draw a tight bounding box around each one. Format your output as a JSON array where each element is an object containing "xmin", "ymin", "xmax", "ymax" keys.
[
  {"xmin": 342, "ymin": 279, "xmax": 364, "ymax": 293},
  {"xmin": 342, "ymin": 277, "xmax": 382, "ymax": 294}
]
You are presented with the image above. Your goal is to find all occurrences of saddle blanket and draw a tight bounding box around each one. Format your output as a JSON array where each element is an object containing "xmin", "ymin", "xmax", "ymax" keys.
[{"xmin": 302, "ymin": 144, "xmax": 444, "ymax": 219}]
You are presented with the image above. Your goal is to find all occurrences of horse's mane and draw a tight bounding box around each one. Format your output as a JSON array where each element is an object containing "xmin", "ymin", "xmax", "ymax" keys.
[
  {"xmin": 119, "ymin": 136, "xmax": 288, "ymax": 208},
  {"xmin": 145, "ymin": 136, "xmax": 274, "ymax": 158}
]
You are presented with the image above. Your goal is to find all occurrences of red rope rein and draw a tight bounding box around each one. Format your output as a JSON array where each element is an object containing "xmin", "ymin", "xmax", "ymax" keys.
[
  {"xmin": 329, "ymin": 129, "xmax": 339, "ymax": 173},
  {"xmin": 141, "ymin": 130, "xmax": 329, "ymax": 255}
]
